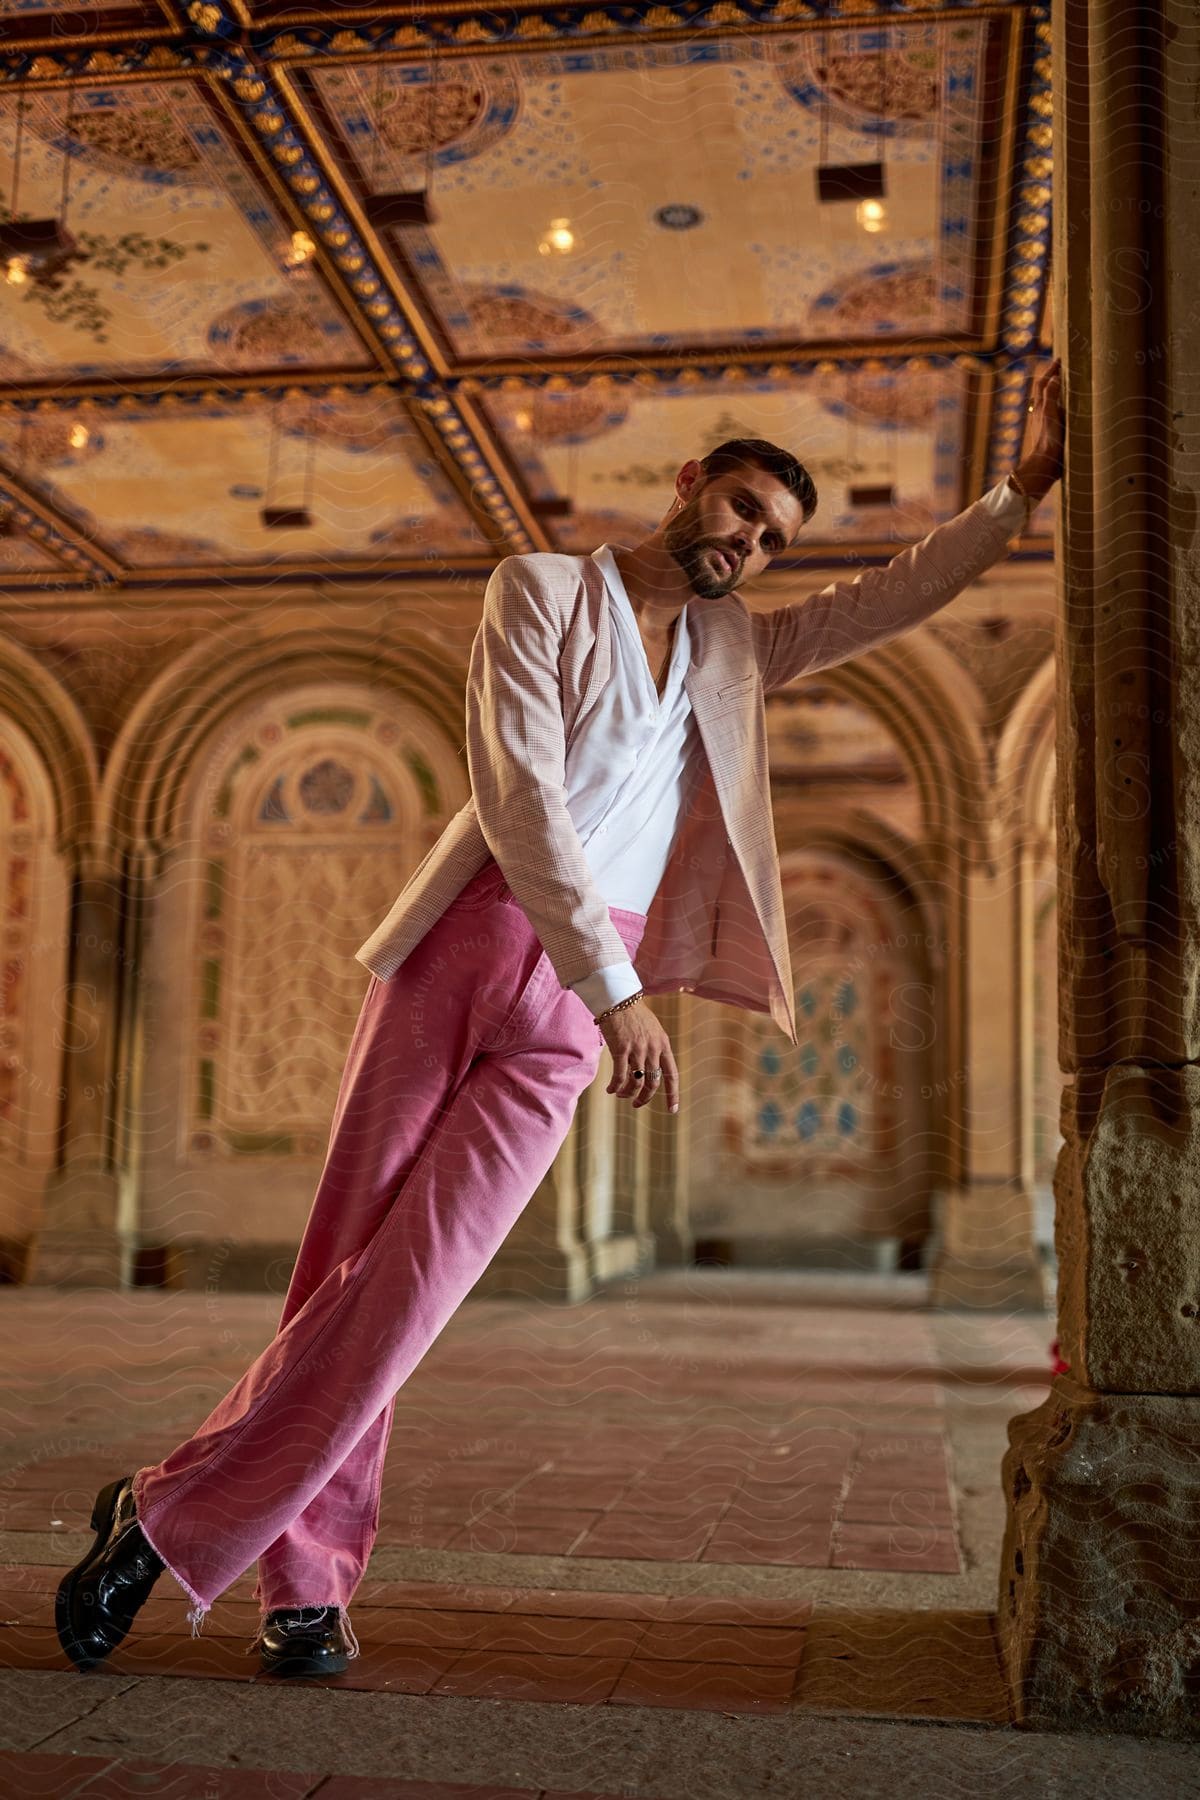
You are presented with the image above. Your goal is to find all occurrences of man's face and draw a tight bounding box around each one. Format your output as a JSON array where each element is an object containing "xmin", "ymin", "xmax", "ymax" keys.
[{"xmin": 663, "ymin": 461, "xmax": 806, "ymax": 598}]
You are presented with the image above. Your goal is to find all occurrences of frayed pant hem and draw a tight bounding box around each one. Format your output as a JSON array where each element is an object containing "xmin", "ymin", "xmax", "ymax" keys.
[{"xmin": 130, "ymin": 1470, "xmax": 211, "ymax": 1636}]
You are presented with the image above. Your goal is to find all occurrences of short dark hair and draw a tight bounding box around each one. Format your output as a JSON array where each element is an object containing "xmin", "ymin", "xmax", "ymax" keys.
[{"xmin": 698, "ymin": 437, "xmax": 818, "ymax": 528}]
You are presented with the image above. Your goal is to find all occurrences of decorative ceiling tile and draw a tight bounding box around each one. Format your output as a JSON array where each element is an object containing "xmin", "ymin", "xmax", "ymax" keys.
[
  {"xmin": 483, "ymin": 362, "xmax": 968, "ymax": 553},
  {"xmin": 0, "ymin": 77, "xmax": 374, "ymax": 378},
  {"xmin": 323, "ymin": 20, "xmax": 990, "ymax": 361},
  {"xmin": 0, "ymin": 0, "xmax": 1054, "ymax": 583},
  {"xmin": 0, "ymin": 391, "xmax": 488, "ymax": 568}
]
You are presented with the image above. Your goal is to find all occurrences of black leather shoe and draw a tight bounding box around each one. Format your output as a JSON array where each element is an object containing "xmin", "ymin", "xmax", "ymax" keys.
[
  {"xmin": 55, "ymin": 1475, "xmax": 165, "ymax": 1669},
  {"xmin": 258, "ymin": 1605, "xmax": 350, "ymax": 1676}
]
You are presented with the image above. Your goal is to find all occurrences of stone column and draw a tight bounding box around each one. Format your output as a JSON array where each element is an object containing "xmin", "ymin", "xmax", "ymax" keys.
[
  {"xmin": 473, "ymin": 1085, "xmax": 594, "ymax": 1303},
  {"xmin": 999, "ymin": 0, "xmax": 1200, "ymax": 1733},
  {"xmin": 929, "ymin": 854, "xmax": 1046, "ymax": 1309},
  {"xmin": 587, "ymin": 1101, "xmax": 654, "ymax": 1285},
  {"xmin": 641, "ymin": 992, "xmax": 694, "ymax": 1267},
  {"xmin": 27, "ymin": 845, "xmax": 145, "ymax": 1287}
]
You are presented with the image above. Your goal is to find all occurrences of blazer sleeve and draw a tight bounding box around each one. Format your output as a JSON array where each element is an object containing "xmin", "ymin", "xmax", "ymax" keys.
[
  {"xmin": 752, "ymin": 479, "xmax": 1028, "ymax": 693},
  {"xmin": 465, "ymin": 556, "xmax": 635, "ymax": 992}
]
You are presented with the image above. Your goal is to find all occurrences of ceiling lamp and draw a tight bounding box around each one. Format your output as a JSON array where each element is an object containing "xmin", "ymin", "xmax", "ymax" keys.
[
  {"xmin": 68, "ymin": 421, "xmax": 89, "ymax": 450},
  {"xmin": 362, "ymin": 54, "xmax": 439, "ymax": 231},
  {"xmin": 848, "ymin": 483, "xmax": 894, "ymax": 507},
  {"xmin": 260, "ymin": 399, "xmax": 316, "ymax": 531},
  {"xmin": 364, "ymin": 191, "xmax": 437, "ymax": 229},
  {"xmin": 856, "ymin": 198, "xmax": 887, "ymax": 233},
  {"xmin": 816, "ymin": 162, "xmax": 886, "ymax": 205},
  {"xmin": 538, "ymin": 217, "xmax": 577, "ymax": 257},
  {"xmin": 0, "ymin": 87, "xmax": 83, "ymax": 288},
  {"xmin": 530, "ymin": 496, "xmax": 573, "ymax": 518}
]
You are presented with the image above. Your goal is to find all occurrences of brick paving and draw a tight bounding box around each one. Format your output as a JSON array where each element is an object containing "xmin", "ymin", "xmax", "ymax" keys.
[{"xmin": 0, "ymin": 1279, "xmax": 1064, "ymax": 1792}]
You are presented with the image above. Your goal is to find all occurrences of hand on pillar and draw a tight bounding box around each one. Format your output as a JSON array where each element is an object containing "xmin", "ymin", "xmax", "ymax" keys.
[{"xmin": 1010, "ymin": 357, "xmax": 1064, "ymax": 504}]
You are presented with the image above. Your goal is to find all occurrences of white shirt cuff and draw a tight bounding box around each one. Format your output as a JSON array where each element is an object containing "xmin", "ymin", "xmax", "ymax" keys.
[
  {"xmin": 570, "ymin": 961, "xmax": 642, "ymax": 1017},
  {"xmin": 980, "ymin": 475, "xmax": 1031, "ymax": 531}
]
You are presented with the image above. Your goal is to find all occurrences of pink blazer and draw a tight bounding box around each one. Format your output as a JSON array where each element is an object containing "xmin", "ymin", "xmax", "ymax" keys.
[{"xmin": 356, "ymin": 493, "xmax": 1020, "ymax": 1044}]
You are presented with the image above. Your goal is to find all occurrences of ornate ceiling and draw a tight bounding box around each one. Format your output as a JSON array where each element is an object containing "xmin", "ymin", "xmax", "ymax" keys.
[{"xmin": 0, "ymin": 0, "xmax": 1053, "ymax": 590}]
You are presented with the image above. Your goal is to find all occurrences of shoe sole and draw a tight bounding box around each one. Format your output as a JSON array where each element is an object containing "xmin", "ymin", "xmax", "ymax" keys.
[
  {"xmin": 55, "ymin": 1475, "xmax": 131, "ymax": 1671},
  {"xmin": 259, "ymin": 1649, "xmax": 349, "ymax": 1677}
]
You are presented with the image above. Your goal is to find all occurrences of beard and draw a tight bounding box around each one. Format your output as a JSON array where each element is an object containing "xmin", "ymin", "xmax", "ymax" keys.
[{"xmin": 663, "ymin": 498, "xmax": 743, "ymax": 598}]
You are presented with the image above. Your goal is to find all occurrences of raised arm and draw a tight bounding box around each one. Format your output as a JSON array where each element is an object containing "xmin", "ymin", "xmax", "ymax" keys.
[
  {"xmin": 466, "ymin": 556, "xmax": 636, "ymax": 995},
  {"xmin": 752, "ymin": 478, "xmax": 1027, "ymax": 692},
  {"xmin": 755, "ymin": 359, "xmax": 1064, "ymax": 692}
]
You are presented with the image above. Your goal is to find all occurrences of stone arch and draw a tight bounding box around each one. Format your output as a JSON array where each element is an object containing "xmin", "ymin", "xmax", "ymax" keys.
[
  {"xmin": 0, "ymin": 636, "xmax": 96, "ymax": 853},
  {"xmin": 771, "ymin": 631, "xmax": 993, "ymax": 860},
  {"xmin": 1000, "ymin": 658, "xmax": 1060, "ymax": 1232},
  {"xmin": 98, "ymin": 617, "xmax": 467, "ymax": 857},
  {"xmin": 997, "ymin": 653, "xmax": 1057, "ymax": 852},
  {"xmin": 113, "ymin": 623, "xmax": 472, "ymax": 1277},
  {"xmin": 0, "ymin": 709, "xmax": 77, "ymax": 1256},
  {"xmin": 690, "ymin": 833, "xmax": 945, "ymax": 1267}
]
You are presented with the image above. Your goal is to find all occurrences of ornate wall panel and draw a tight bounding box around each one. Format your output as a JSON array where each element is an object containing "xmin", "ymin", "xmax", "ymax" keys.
[
  {"xmin": 185, "ymin": 693, "xmax": 453, "ymax": 1162},
  {"xmin": 0, "ymin": 719, "xmax": 69, "ymax": 1241}
]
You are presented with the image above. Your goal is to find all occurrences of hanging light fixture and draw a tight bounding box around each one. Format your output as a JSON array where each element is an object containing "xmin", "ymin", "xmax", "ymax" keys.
[
  {"xmin": 363, "ymin": 47, "xmax": 439, "ymax": 229},
  {"xmin": 531, "ymin": 409, "xmax": 577, "ymax": 522},
  {"xmin": 843, "ymin": 27, "xmax": 897, "ymax": 519},
  {"xmin": 814, "ymin": 25, "xmax": 887, "ymax": 208},
  {"xmin": 0, "ymin": 83, "xmax": 83, "ymax": 286},
  {"xmin": 260, "ymin": 396, "xmax": 316, "ymax": 529},
  {"xmin": 538, "ymin": 217, "xmax": 578, "ymax": 257}
]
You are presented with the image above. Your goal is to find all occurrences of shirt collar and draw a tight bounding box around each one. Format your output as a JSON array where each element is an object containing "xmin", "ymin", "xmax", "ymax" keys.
[
  {"xmin": 591, "ymin": 544, "xmax": 688, "ymax": 629},
  {"xmin": 590, "ymin": 543, "xmax": 633, "ymax": 616}
]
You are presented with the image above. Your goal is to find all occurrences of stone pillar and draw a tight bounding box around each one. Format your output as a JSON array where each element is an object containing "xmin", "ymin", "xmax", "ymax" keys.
[
  {"xmin": 475, "ymin": 996, "xmax": 689, "ymax": 1301},
  {"xmin": 930, "ymin": 856, "xmax": 1046, "ymax": 1308},
  {"xmin": 587, "ymin": 1101, "xmax": 654, "ymax": 1286},
  {"xmin": 474, "ymin": 1098, "xmax": 594, "ymax": 1303},
  {"xmin": 641, "ymin": 993, "xmax": 694, "ymax": 1267},
  {"xmin": 27, "ymin": 846, "xmax": 144, "ymax": 1287},
  {"xmin": 999, "ymin": 0, "xmax": 1200, "ymax": 1733}
]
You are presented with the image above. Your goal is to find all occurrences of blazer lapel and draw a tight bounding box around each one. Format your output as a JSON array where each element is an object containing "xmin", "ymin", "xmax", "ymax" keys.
[{"xmin": 566, "ymin": 556, "xmax": 613, "ymax": 748}]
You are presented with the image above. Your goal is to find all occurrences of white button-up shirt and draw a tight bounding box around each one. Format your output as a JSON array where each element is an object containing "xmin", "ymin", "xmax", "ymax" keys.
[
  {"xmin": 567, "ymin": 479, "xmax": 1028, "ymax": 1018},
  {"xmin": 566, "ymin": 543, "xmax": 700, "ymax": 1016}
]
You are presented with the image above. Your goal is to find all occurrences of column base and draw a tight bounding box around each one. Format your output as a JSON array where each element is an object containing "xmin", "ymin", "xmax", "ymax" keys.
[
  {"xmin": 589, "ymin": 1230, "xmax": 654, "ymax": 1285},
  {"xmin": 471, "ymin": 1244, "xmax": 592, "ymax": 1304},
  {"xmin": 26, "ymin": 1166, "xmax": 126, "ymax": 1286},
  {"xmin": 26, "ymin": 1228, "xmax": 125, "ymax": 1287},
  {"xmin": 929, "ymin": 1253, "xmax": 1047, "ymax": 1310},
  {"xmin": 928, "ymin": 1182, "xmax": 1047, "ymax": 1309},
  {"xmin": 1000, "ymin": 1376, "xmax": 1200, "ymax": 1737},
  {"xmin": 647, "ymin": 1224, "xmax": 695, "ymax": 1268}
]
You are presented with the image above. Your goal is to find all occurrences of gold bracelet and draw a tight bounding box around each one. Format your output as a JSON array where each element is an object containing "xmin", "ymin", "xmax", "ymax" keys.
[{"xmin": 595, "ymin": 989, "xmax": 644, "ymax": 1025}]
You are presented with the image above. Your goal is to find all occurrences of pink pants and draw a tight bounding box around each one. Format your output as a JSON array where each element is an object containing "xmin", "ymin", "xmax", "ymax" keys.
[{"xmin": 132, "ymin": 858, "xmax": 646, "ymax": 1641}]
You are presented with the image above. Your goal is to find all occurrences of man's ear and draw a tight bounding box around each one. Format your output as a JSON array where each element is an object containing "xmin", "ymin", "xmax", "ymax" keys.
[{"xmin": 674, "ymin": 458, "xmax": 705, "ymax": 507}]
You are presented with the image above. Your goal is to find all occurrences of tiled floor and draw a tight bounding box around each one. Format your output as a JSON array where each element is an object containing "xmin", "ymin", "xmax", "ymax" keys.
[{"xmin": 0, "ymin": 1274, "xmax": 1083, "ymax": 1795}]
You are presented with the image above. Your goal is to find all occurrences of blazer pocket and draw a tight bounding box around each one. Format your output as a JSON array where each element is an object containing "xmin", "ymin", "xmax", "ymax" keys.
[{"xmin": 716, "ymin": 672, "xmax": 759, "ymax": 703}]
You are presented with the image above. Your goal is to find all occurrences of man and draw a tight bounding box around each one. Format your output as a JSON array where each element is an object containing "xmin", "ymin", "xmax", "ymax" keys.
[{"xmin": 55, "ymin": 360, "xmax": 1064, "ymax": 1677}]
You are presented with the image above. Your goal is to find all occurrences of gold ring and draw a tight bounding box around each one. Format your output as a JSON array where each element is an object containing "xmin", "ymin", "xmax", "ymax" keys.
[{"xmin": 1027, "ymin": 404, "xmax": 1034, "ymax": 412}]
